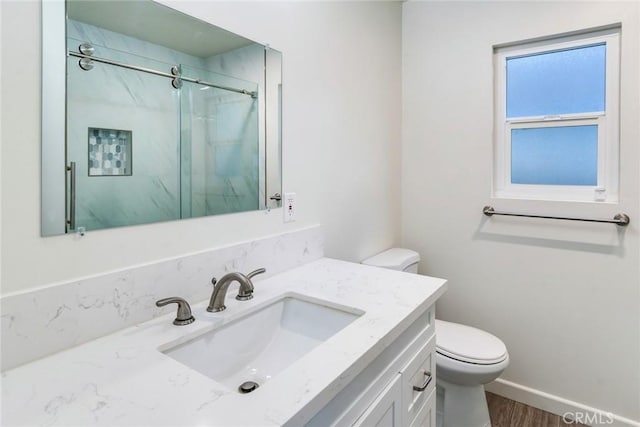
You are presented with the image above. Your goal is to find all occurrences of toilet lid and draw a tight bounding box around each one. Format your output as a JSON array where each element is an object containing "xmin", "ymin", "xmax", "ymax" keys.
[{"xmin": 435, "ymin": 320, "xmax": 507, "ymax": 365}]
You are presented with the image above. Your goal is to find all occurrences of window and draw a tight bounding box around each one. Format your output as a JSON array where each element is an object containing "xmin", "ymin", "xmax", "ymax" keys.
[{"xmin": 493, "ymin": 27, "xmax": 620, "ymax": 202}]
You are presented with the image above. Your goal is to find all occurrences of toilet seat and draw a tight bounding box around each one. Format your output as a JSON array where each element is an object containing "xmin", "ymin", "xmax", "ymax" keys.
[
  {"xmin": 435, "ymin": 320, "xmax": 507, "ymax": 365},
  {"xmin": 436, "ymin": 350, "xmax": 509, "ymax": 386}
]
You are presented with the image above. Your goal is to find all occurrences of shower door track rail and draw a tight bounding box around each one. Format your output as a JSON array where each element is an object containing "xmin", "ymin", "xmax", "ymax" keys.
[
  {"xmin": 482, "ymin": 206, "xmax": 630, "ymax": 226},
  {"xmin": 68, "ymin": 50, "xmax": 258, "ymax": 98}
]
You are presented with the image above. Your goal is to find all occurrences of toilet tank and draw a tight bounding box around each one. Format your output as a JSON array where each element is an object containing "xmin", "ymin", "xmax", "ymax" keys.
[{"xmin": 361, "ymin": 248, "xmax": 420, "ymax": 274}]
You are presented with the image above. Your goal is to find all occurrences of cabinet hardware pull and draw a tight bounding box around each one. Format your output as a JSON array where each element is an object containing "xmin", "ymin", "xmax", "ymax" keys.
[{"xmin": 413, "ymin": 371, "xmax": 432, "ymax": 392}]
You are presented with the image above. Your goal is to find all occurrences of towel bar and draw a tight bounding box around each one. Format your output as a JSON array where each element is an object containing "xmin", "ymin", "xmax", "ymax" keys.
[{"xmin": 483, "ymin": 206, "xmax": 630, "ymax": 226}]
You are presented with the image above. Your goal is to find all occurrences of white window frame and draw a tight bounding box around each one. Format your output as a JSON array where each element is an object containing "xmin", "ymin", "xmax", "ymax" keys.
[{"xmin": 493, "ymin": 27, "xmax": 620, "ymax": 203}]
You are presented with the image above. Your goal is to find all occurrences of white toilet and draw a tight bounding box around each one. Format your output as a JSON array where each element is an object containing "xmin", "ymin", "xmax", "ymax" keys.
[{"xmin": 362, "ymin": 248, "xmax": 509, "ymax": 427}]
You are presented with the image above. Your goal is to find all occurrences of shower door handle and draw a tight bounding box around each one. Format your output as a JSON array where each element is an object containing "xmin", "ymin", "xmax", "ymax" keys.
[{"xmin": 67, "ymin": 161, "xmax": 76, "ymax": 231}]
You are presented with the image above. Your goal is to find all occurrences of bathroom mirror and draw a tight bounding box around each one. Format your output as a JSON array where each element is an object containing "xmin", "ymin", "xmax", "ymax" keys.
[{"xmin": 41, "ymin": 0, "xmax": 282, "ymax": 236}]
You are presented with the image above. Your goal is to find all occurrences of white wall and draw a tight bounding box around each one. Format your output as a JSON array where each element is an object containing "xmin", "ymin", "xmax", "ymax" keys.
[
  {"xmin": 0, "ymin": 0, "xmax": 401, "ymax": 295},
  {"xmin": 402, "ymin": 1, "xmax": 639, "ymax": 423}
]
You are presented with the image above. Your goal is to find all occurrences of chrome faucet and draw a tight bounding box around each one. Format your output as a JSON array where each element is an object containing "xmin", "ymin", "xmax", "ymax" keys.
[{"xmin": 207, "ymin": 268, "xmax": 266, "ymax": 312}]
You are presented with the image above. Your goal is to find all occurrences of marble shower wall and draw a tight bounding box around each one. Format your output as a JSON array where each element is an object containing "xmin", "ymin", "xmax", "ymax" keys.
[
  {"xmin": 0, "ymin": 225, "xmax": 324, "ymax": 371},
  {"xmin": 65, "ymin": 20, "xmax": 264, "ymax": 230},
  {"xmin": 180, "ymin": 62, "xmax": 261, "ymax": 217},
  {"xmin": 66, "ymin": 20, "xmax": 205, "ymax": 231},
  {"xmin": 204, "ymin": 44, "xmax": 267, "ymax": 213}
]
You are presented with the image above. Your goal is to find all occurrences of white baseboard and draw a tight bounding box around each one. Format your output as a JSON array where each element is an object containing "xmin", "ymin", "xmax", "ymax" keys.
[{"xmin": 485, "ymin": 379, "xmax": 639, "ymax": 427}]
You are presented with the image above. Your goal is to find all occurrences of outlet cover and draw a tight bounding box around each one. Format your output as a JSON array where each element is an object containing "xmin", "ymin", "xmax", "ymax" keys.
[{"xmin": 284, "ymin": 192, "xmax": 296, "ymax": 222}]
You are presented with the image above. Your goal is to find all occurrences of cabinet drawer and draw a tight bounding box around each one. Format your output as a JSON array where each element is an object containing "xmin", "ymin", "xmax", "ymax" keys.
[{"xmin": 401, "ymin": 334, "xmax": 436, "ymax": 427}]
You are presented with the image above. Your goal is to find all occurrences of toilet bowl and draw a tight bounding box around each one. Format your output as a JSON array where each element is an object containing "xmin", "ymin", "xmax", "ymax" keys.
[
  {"xmin": 435, "ymin": 319, "xmax": 509, "ymax": 427},
  {"xmin": 362, "ymin": 248, "xmax": 509, "ymax": 427}
]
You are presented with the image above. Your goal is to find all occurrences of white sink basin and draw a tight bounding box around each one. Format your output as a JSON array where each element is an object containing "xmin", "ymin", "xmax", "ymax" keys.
[{"xmin": 161, "ymin": 294, "xmax": 363, "ymax": 392}]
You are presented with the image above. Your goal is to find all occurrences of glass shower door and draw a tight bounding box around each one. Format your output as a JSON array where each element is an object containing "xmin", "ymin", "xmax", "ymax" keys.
[
  {"xmin": 180, "ymin": 65, "xmax": 260, "ymax": 218},
  {"xmin": 66, "ymin": 39, "xmax": 181, "ymax": 232}
]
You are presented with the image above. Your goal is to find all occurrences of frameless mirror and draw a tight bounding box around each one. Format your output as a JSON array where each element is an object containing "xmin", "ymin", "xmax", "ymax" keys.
[{"xmin": 41, "ymin": 0, "xmax": 282, "ymax": 236}]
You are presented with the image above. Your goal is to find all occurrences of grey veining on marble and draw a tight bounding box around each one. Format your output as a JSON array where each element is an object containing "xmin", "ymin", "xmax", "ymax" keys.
[
  {"xmin": 0, "ymin": 225, "xmax": 323, "ymax": 371},
  {"xmin": 1, "ymin": 257, "xmax": 447, "ymax": 427}
]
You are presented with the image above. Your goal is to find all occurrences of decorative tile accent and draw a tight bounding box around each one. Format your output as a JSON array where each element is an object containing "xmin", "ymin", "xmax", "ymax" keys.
[
  {"xmin": 0, "ymin": 225, "xmax": 323, "ymax": 371},
  {"xmin": 88, "ymin": 127, "xmax": 132, "ymax": 176}
]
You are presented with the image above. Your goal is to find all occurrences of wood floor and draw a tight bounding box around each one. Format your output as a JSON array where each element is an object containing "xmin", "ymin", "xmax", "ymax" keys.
[{"xmin": 486, "ymin": 392, "xmax": 589, "ymax": 427}]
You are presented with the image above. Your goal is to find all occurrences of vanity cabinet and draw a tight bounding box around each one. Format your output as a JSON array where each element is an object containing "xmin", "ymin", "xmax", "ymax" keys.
[
  {"xmin": 306, "ymin": 305, "xmax": 436, "ymax": 427},
  {"xmin": 1, "ymin": 256, "xmax": 447, "ymax": 427}
]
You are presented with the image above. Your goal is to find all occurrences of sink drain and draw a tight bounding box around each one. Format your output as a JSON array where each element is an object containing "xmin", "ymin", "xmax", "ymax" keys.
[{"xmin": 238, "ymin": 380, "xmax": 260, "ymax": 394}]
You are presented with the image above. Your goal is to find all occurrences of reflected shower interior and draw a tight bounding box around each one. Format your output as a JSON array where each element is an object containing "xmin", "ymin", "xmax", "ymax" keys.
[
  {"xmin": 66, "ymin": 14, "xmax": 260, "ymax": 231},
  {"xmin": 40, "ymin": 0, "xmax": 282, "ymax": 236}
]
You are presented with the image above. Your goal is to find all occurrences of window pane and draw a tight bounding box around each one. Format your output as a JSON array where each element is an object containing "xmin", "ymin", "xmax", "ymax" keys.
[
  {"xmin": 507, "ymin": 44, "xmax": 605, "ymax": 118},
  {"xmin": 511, "ymin": 125, "xmax": 597, "ymax": 186}
]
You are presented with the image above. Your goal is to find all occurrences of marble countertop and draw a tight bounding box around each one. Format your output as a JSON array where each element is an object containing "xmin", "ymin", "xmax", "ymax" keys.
[{"xmin": 1, "ymin": 258, "xmax": 447, "ymax": 426}]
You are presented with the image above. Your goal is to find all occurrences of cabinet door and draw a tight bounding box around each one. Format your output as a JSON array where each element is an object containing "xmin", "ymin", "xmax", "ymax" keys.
[
  {"xmin": 401, "ymin": 334, "xmax": 436, "ymax": 427},
  {"xmin": 410, "ymin": 388, "xmax": 435, "ymax": 427},
  {"xmin": 353, "ymin": 374, "xmax": 402, "ymax": 427}
]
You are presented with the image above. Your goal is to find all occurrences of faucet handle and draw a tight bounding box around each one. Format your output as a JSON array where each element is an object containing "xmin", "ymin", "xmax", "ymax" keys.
[
  {"xmin": 156, "ymin": 297, "xmax": 195, "ymax": 326},
  {"xmin": 236, "ymin": 268, "xmax": 266, "ymax": 301},
  {"xmin": 247, "ymin": 268, "xmax": 266, "ymax": 279}
]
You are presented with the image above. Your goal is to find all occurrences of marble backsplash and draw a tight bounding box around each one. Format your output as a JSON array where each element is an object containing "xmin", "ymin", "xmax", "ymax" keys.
[{"xmin": 0, "ymin": 225, "xmax": 323, "ymax": 371}]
